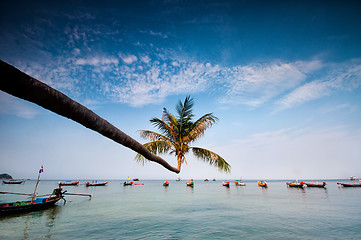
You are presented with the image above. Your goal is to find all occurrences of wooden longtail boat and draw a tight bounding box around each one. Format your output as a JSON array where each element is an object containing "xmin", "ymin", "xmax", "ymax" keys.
[
  {"xmin": 306, "ymin": 182, "xmax": 326, "ymax": 188},
  {"xmin": 1, "ymin": 167, "xmax": 91, "ymax": 216},
  {"xmin": 0, "ymin": 187, "xmax": 64, "ymax": 215},
  {"xmin": 123, "ymin": 181, "xmax": 133, "ymax": 186},
  {"xmin": 86, "ymin": 181, "xmax": 108, "ymax": 186},
  {"xmin": 2, "ymin": 180, "xmax": 25, "ymax": 184},
  {"xmin": 257, "ymin": 181, "xmax": 268, "ymax": 188},
  {"xmin": 186, "ymin": 179, "xmax": 194, "ymax": 187},
  {"xmin": 235, "ymin": 181, "xmax": 246, "ymax": 186},
  {"xmin": 235, "ymin": 178, "xmax": 246, "ymax": 186},
  {"xmin": 58, "ymin": 180, "xmax": 80, "ymax": 186},
  {"xmin": 337, "ymin": 182, "xmax": 361, "ymax": 187},
  {"xmin": 222, "ymin": 181, "xmax": 230, "ymax": 187},
  {"xmin": 286, "ymin": 181, "xmax": 305, "ymax": 188}
]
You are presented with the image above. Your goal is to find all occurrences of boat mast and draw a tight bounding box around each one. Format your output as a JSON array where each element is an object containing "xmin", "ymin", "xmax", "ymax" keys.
[{"xmin": 32, "ymin": 165, "xmax": 43, "ymax": 201}]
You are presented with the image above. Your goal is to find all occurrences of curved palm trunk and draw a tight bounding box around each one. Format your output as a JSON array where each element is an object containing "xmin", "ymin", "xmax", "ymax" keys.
[
  {"xmin": 177, "ymin": 155, "xmax": 182, "ymax": 171},
  {"xmin": 0, "ymin": 60, "xmax": 179, "ymax": 173}
]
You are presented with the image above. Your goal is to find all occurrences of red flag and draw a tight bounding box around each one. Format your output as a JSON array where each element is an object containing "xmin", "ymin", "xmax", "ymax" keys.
[{"xmin": 39, "ymin": 165, "xmax": 43, "ymax": 173}]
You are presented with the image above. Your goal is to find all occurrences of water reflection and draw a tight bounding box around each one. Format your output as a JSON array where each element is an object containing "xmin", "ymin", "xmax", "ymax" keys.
[
  {"xmin": 19, "ymin": 205, "xmax": 62, "ymax": 240},
  {"xmin": 186, "ymin": 185, "xmax": 194, "ymax": 192},
  {"xmin": 287, "ymin": 186, "xmax": 306, "ymax": 194},
  {"xmin": 44, "ymin": 206, "xmax": 61, "ymax": 239},
  {"xmin": 224, "ymin": 185, "xmax": 231, "ymax": 197},
  {"xmin": 306, "ymin": 186, "xmax": 329, "ymax": 198},
  {"xmin": 22, "ymin": 215, "xmax": 31, "ymax": 240}
]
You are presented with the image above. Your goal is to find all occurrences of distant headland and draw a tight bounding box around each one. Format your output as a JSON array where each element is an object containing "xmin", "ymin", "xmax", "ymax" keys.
[{"xmin": 0, "ymin": 173, "xmax": 12, "ymax": 179}]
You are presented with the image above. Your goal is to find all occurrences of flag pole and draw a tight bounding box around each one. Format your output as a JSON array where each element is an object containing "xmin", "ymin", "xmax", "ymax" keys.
[{"xmin": 32, "ymin": 165, "xmax": 43, "ymax": 201}]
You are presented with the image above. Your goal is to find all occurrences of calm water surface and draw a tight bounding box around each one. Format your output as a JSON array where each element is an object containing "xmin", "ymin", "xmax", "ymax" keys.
[{"xmin": 1, "ymin": 180, "xmax": 361, "ymax": 239}]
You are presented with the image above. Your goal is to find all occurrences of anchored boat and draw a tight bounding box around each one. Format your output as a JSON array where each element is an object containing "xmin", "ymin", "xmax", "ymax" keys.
[
  {"xmin": 305, "ymin": 182, "xmax": 326, "ymax": 188},
  {"xmin": 286, "ymin": 181, "xmax": 305, "ymax": 188},
  {"xmin": 86, "ymin": 181, "xmax": 108, "ymax": 186},
  {"xmin": 2, "ymin": 180, "xmax": 25, "ymax": 184},
  {"xmin": 257, "ymin": 181, "xmax": 268, "ymax": 188},
  {"xmin": 58, "ymin": 180, "xmax": 80, "ymax": 186},
  {"xmin": 337, "ymin": 181, "xmax": 361, "ymax": 187},
  {"xmin": 222, "ymin": 181, "xmax": 230, "ymax": 187}
]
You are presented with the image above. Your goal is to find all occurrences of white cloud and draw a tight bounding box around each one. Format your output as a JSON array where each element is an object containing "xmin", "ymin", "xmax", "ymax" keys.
[
  {"xmin": 139, "ymin": 30, "xmax": 169, "ymax": 39},
  {"xmin": 75, "ymin": 57, "xmax": 119, "ymax": 66},
  {"xmin": 140, "ymin": 55, "xmax": 151, "ymax": 63},
  {"xmin": 275, "ymin": 60, "xmax": 361, "ymax": 111},
  {"xmin": 276, "ymin": 81, "xmax": 332, "ymax": 110},
  {"xmin": 99, "ymin": 58, "xmax": 222, "ymax": 106},
  {"xmin": 171, "ymin": 61, "xmax": 179, "ymax": 66},
  {"xmin": 119, "ymin": 53, "xmax": 138, "ymax": 64},
  {"xmin": 219, "ymin": 60, "xmax": 323, "ymax": 107}
]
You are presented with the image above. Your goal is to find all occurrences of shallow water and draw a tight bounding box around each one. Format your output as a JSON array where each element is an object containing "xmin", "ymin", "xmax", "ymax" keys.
[{"xmin": 1, "ymin": 180, "xmax": 361, "ymax": 239}]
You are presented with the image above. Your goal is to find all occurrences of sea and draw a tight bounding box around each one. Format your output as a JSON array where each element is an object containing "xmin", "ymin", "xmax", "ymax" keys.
[{"xmin": 1, "ymin": 179, "xmax": 361, "ymax": 239}]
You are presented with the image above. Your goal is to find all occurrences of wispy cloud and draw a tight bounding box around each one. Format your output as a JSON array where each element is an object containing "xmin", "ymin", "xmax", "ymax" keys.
[
  {"xmin": 276, "ymin": 81, "xmax": 332, "ymax": 111},
  {"xmin": 75, "ymin": 57, "xmax": 119, "ymax": 66},
  {"xmin": 275, "ymin": 60, "xmax": 361, "ymax": 111},
  {"xmin": 118, "ymin": 53, "xmax": 138, "ymax": 64},
  {"xmin": 139, "ymin": 29, "xmax": 169, "ymax": 39},
  {"xmin": 102, "ymin": 60, "xmax": 219, "ymax": 106},
  {"xmin": 219, "ymin": 60, "xmax": 323, "ymax": 107}
]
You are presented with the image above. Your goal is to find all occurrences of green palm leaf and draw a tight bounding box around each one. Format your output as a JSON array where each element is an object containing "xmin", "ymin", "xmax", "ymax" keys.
[
  {"xmin": 135, "ymin": 140, "xmax": 174, "ymax": 165},
  {"xmin": 139, "ymin": 130, "xmax": 172, "ymax": 143},
  {"xmin": 192, "ymin": 147, "xmax": 231, "ymax": 173},
  {"xmin": 176, "ymin": 95, "xmax": 194, "ymax": 124},
  {"xmin": 184, "ymin": 113, "xmax": 218, "ymax": 143}
]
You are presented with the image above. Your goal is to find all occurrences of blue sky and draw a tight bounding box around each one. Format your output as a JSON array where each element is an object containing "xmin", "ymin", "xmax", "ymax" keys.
[{"xmin": 1, "ymin": 0, "xmax": 361, "ymax": 180}]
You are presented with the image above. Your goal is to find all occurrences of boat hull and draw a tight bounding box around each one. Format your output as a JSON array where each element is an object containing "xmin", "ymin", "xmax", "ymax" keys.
[
  {"xmin": 235, "ymin": 182, "xmax": 246, "ymax": 186},
  {"xmin": 337, "ymin": 182, "xmax": 361, "ymax": 187},
  {"xmin": 286, "ymin": 181, "xmax": 305, "ymax": 188},
  {"xmin": 2, "ymin": 180, "xmax": 25, "ymax": 184},
  {"xmin": 59, "ymin": 181, "xmax": 79, "ymax": 186},
  {"xmin": 86, "ymin": 182, "xmax": 108, "ymax": 186},
  {"xmin": 306, "ymin": 182, "xmax": 326, "ymax": 188},
  {"xmin": 257, "ymin": 181, "xmax": 268, "ymax": 187},
  {"xmin": 0, "ymin": 197, "xmax": 61, "ymax": 216}
]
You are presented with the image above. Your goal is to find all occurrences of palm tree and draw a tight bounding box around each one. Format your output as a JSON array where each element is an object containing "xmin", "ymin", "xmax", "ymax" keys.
[
  {"xmin": 0, "ymin": 60, "xmax": 179, "ymax": 173},
  {"xmin": 135, "ymin": 96, "xmax": 230, "ymax": 173}
]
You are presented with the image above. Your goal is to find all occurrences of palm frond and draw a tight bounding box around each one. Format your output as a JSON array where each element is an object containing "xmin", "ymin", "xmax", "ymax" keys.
[
  {"xmin": 184, "ymin": 113, "xmax": 218, "ymax": 143},
  {"xmin": 134, "ymin": 140, "xmax": 174, "ymax": 165},
  {"xmin": 150, "ymin": 117, "xmax": 177, "ymax": 141},
  {"xmin": 176, "ymin": 96, "xmax": 194, "ymax": 138},
  {"xmin": 192, "ymin": 147, "xmax": 230, "ymax": 173},
  {"xmin": 176, "ymin": 95, "xmax": 194, "ymax": 123},
  {"xmin": 138, "ymin": 130, "xmax": 172, "ymax": 142}
]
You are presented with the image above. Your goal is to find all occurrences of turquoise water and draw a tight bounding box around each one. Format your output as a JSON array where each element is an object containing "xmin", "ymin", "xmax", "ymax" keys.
[{"xmin": 1, "ymin": 180, "xmax": 361, "ymax": 239}]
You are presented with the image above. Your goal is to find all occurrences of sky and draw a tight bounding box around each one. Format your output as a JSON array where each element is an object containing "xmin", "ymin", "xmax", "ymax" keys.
[{"xmin": 0, "ymin": 0, "xmax": 361, "ymax": 180}]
